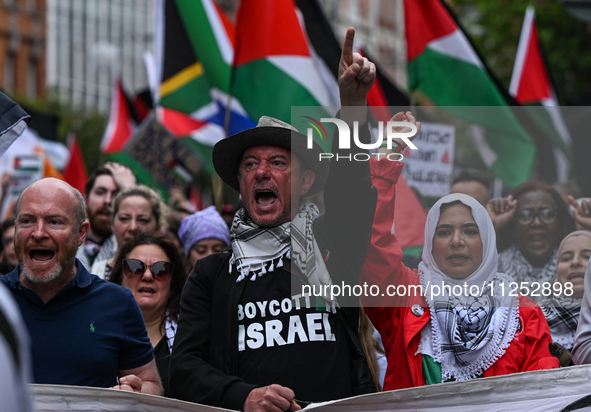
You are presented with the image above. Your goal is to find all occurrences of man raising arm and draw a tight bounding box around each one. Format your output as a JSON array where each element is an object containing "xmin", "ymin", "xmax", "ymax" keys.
[{"xmin": 169, "ymin": 27, "xmax": 377, "ymax": 411}]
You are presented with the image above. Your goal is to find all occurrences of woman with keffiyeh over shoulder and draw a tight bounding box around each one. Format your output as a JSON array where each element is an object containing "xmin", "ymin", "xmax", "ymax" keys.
[
  {"xmin": 541, "ymin": 231, "xmax": 591, "ymax": 366},
  {"xmin": 360, "ymin": 117, "xmax": 559, "ymax": 390}
]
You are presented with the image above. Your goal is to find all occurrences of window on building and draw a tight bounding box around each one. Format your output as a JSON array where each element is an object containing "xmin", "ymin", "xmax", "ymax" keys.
[
  {"xmin": 26, "ymin": 0, "xmax": 36, "ymax": 12},
  {"xmin": 4, "ymin": 54, "xmax": 15, "ymax": 92},
  {"xmin": 27, "ymin": 59, "xmax": 38, "ymax": 97}
]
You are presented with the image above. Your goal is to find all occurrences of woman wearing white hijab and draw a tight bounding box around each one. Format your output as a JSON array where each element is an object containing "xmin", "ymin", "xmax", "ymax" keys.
[
  {"xmin": 541, "ymin": 231, "xmax": 591, "ymax": 367},
  {"xmin": 570, "ymin": 233, "xmax": 591, "ymax": 365},
  {"xmin": 361, "ymin": 158, "xmax": 559, "ymax": 390}
]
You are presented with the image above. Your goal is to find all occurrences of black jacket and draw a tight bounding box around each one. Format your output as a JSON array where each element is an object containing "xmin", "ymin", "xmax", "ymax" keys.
[{"xmin": 169, "ymin": 121, "xmax": 377, "ymax": 409}]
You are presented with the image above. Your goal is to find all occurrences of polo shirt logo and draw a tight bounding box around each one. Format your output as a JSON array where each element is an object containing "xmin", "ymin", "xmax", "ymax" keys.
[{"xmin": 90, "ymin": 322, "xmax": 96, "ymax": 333}]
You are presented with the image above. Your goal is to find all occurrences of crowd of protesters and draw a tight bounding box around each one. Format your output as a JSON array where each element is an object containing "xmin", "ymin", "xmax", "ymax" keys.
[{"xmin": 3, "ymin": 27, "xmax": 591, "ymax": 412}]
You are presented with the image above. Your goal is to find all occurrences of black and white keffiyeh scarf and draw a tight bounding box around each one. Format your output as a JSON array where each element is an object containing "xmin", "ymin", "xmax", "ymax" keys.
[
  {"xmin": 498, "ymin": 244, "xmax": 557, "ymax": 301},
  {"xmin": 536, "ymin": 229, "xmax": 591, "ymax": 350},
  {"xmin": 540, "ymin": 230, "xmax": 591, "ymax": 350},
  {"xmin": 229, "ymin": 201, "xmax": 334, "ymax": 303},
  {"xmin": 164, "ymin": 313, "xmax": 177, "ymax": 353},
  {"xmin": 418, "ymin": 194, "xmax": 519, "ymax": 382},
  {"xmin": 541, "ymin": 296, "xmax": 582, "ymax": 350}
]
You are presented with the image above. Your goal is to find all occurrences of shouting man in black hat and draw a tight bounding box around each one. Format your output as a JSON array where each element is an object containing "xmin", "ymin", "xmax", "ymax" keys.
[{"xmin": 170, "ymin": 28, "xmax": 378, "ymax": 411}]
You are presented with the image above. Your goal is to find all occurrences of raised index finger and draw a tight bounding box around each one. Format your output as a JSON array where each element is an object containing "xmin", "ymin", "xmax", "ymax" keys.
[{"xmin": 341, "ymin": 27, "xmax": 355, "ymax": 66}]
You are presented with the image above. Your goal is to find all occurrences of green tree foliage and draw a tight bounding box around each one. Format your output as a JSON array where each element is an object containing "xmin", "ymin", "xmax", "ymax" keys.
[
  {"xmin": 58, "ymin": 107, "xmax": 107, "ymax": 173},
  {"xmin": 448, "ymin": 0, "xmax": 591, "ymax": 104}
]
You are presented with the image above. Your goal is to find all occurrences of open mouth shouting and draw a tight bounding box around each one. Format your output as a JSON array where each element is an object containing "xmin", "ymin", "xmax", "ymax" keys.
[
  {"xmin": 254, "ymin": 188, "xmax": 278, "ymax": 207},
  {"xmin": 28, "ymin": 247, "xmax": 56, "ymax": 264}
]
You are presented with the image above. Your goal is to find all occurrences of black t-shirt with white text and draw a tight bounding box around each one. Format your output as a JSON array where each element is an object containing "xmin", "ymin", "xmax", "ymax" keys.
[{"xmin": 237, "ymin": 269, "xmax": 352, "ymax": 402}]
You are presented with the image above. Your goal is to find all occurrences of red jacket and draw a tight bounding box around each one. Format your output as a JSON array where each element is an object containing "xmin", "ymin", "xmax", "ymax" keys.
[{"xmin": 361, "ymin": 159, "xmax": 559, "ymax": 391}]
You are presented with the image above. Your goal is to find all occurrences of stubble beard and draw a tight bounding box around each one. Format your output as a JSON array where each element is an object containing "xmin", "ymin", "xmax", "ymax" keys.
[
  {"xmin": 20, "ymin": 262, "xmax": 65, "ymax": 284},
  {"xmin": 16, "ymin": 239, "xmax": 79, "ymax": 285},
  {"xmin": 246, "ymin": 207, "xmax": 291, "ymax": 228}
]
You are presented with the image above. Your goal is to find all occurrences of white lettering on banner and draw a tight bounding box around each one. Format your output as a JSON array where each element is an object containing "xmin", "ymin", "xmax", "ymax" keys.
[
  {"xmin": 238, "ymin": 293, "xmax": 336, "ymax": 351},
  {"xmin": 400, "ymin": 122, "xmax": 455, "ymax": 198}
]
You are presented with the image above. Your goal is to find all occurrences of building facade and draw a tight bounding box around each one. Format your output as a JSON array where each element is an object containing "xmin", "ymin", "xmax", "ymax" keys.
[
  {"xmin": 0, "ymin": 0, "xmax": 46, "ymax": 98},
  {"xmin": 46, "ymin": 0, "xmax": 154, "ymax": 112},
  {"xmin": 42, "ymin": 0, "xmax": 405, "ymax": 113},
  {"xmin": 319, "ymin": 0, "xmax": 406, "ymax": 90}
]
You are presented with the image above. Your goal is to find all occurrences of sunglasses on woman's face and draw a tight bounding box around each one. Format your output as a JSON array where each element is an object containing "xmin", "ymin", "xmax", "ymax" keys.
[
  {"xmin": 515, "ymin": 207, "xmax": 558, "ymax": 226},
  {"xmin": 122, "ymin": 258, "xmax": 174, "ymax": 281}
]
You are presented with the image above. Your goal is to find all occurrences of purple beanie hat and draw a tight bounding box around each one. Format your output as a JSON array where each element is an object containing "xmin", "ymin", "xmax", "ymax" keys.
[{"xmin": 178, "ymin": 206, "xmax": 231, "ymax": 256}]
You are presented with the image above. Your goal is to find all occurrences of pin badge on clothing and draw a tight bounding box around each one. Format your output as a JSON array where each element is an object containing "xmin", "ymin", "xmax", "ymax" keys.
[{"xmin": 411, "ymin": 304, "xmax": 425, "ymax": 317}]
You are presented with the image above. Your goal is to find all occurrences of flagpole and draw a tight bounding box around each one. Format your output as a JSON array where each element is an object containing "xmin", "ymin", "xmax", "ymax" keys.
[
  {"xmin": 223, "ymin": 93, "xmax": 233, "ymax": 136},
  {"xmin": 212, "ymin": 93, "xmax": 234, "ymax": 212}
]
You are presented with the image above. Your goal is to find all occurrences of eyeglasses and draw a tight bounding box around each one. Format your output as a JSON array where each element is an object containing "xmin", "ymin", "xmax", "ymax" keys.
[
  {"xmin": 515, "ymin": 208, "xmax": 558, "ymax": 226},
  {"xmin": 122, "ymin": 258, "xmax": 174, "ymax": 281}
]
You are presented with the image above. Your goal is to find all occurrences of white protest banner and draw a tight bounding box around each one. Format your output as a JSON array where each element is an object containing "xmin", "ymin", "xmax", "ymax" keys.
[
  {"xmin": 303, "ymin": 364, "xmax": 591, "ymax": 411},
  {"xmin": 0, "ymin": 127, "xmax": 68, "ymax": 219},
  {"xmin": 400, "ymin": 122, "xmax": 455, "ymax": 198},
  {"xmin": 31, "ymin": 384, "xmax": 234, "ymax": 411},
  {"xmin": 31, "ymin": 365, "xmax": 591, "ymax": 411},
  {"xmin": 1, "ymin": 154, "xmax": 44, "ymax": 219}
]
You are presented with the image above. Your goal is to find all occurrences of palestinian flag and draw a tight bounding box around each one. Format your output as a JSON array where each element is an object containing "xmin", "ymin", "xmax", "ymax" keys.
[
  {"xmin": 509, "ymin": 6, "xmax": 573, "ymax": 182},
  {"xmin": 62, "ymin": 134, "xmax": 88, "ymax": 193},
  {"xmin": 100, "ymin": 79, "xmax": 138, "ymax": 153},
  {"xmin": 98, "ymin": 80, "xmax": 164, "ymax": 190},
  {"xmin": 13, "ymin": 155, "xmax": 41, "ymax": 172},
  {"xmin": 133, "ymin": 89, "xmax": 153, "ymax": 123},
  {"xmin": 231, "ymin": 0, "xmax": 336, "ymax": 152},
  {"xmin": 360, "ymin": 48, "xmax": 410, "ymax": 123},
  {"xmin": 404, "ymin": 0, "xmax": 536, "ymax": 188},
  {"xmin": 294, "ymin": 0, "xmax": 424, "ymax": 249}
]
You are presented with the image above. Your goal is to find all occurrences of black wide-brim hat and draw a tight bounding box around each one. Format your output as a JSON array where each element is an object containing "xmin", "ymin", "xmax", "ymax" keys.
[{"xmin": 212, "ymin": 116, "xmax": 329, "ymax": 196}]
